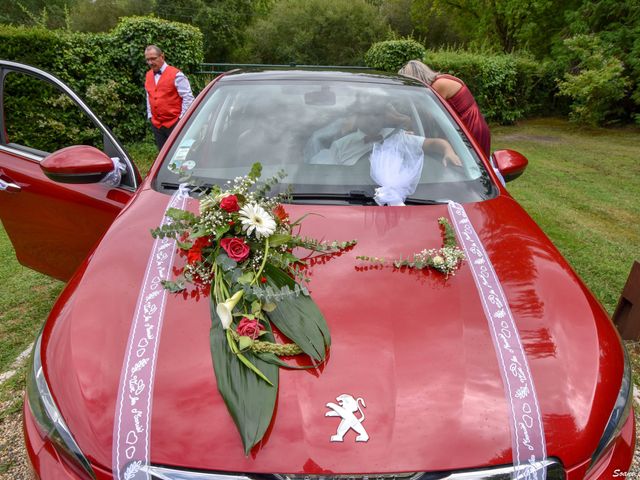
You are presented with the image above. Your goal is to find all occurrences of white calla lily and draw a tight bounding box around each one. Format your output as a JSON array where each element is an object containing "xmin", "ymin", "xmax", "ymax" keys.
[{"xmin": 216, "ymin": 290, "xmax": 244, "ymax": 329}]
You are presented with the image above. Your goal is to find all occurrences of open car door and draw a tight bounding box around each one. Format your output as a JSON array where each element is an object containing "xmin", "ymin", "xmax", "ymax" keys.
[{"xmin": 0, "ymin": 61, "xmax": 142, "ymax": 281}]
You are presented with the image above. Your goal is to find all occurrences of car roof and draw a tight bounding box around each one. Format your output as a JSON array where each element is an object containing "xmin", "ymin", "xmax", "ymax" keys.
[{"xmin": 216, "ymin": 68, "xmax": 424, "ymax": 86}]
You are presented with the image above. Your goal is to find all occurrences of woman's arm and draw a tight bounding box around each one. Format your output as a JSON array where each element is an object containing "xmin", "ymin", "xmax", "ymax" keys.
[
  {"xmin": 422, "ymin": 138, "xmax": 462, "ymax": 167},
  {"xmin": 431, "ymin": 76, "xmax": 463, "ymax": 100}
]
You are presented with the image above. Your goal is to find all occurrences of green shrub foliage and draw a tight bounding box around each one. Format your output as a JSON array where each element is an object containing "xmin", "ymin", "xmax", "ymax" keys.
[
  {"xmin": 238, "ymin": 0, "xmax": 387, "ymax": 66},
  {"xmin": 366, "ymin": 42, "xmax": 555, "ymax": 125},
  {"xmin": 556, "ymin": 34, "xmax": 630, "ymax": 126},
  {"xmin": 424, "ymin": 50, "xmax": 556, "ymax": 124},
  {"xmin": 364, "ymin": 39, "xmax": 426, "ymax": 73},
  {"xmin": 564, "ymin": 0, "xmax": 640, "ymax": 124},
  {"xmin": 0, "ymin": 17, "xmax": 203, "ymax": 142}
]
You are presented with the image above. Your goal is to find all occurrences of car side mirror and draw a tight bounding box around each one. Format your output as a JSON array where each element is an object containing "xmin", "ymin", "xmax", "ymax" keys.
[
  {"xmin": 492, "ymin": 149, "xmax": 528, "ymax": 182},
  {"xmin": 41, "ymin": 145, "xmax": 115, "ymax": 184}
]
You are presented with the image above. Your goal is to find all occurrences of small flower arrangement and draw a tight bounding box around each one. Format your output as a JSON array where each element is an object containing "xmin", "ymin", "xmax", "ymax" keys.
[
  {"xmin": 151, "ymin": 163, "xmax": 355, "ymax": 454},
  {"xmin": 357, "ymin": 217, "xmax": 464, "ymax": 276}
]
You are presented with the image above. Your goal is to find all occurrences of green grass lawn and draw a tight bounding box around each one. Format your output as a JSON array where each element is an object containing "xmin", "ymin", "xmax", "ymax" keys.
[
  {"xmin": 1, "ymin": 119, "xmax": 638, "ymax": 406},
  {"xmin": 493, "ymin": 117, "xmax": 640, "ymax": 314}
]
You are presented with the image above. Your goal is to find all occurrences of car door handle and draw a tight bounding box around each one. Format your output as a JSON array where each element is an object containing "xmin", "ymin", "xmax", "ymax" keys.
[{"xmin": 0, "ymin": 178, "xmax": 21, "ymax": 192}]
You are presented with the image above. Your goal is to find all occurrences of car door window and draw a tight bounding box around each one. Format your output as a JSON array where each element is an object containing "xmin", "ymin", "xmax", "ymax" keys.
[
  {"xmin": 3, "ymin": 71, "xmax": 104, "ymax": 155},
  {"xmin": 0, "ymin": 63, "xmax": 140, "ymax": 190}
]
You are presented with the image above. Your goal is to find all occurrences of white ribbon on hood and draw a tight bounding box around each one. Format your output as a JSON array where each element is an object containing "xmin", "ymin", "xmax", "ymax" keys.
[
  {"xmin": 112, "ymin": 185, "xmax": 189, "ymax": 480},
  {"xmin": 448, "ymin": 201, "xmax": 547, "ymax": 480}
]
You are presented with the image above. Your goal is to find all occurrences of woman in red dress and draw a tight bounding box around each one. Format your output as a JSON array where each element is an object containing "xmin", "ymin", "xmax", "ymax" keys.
[{"xmin": 399, "ymin": 60, "xmax": 491, "ymax": 158}]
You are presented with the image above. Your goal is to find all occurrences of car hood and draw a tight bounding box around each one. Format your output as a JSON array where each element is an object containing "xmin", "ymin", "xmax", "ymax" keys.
[{"xmin": 42, "ymin": 188, "xmax": 623, "ymax": 474}]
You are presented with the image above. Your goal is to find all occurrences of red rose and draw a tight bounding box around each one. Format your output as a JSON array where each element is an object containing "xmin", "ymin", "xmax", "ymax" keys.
[
  {"xmin": 220, "ymin": 195, "xmax": 240, "ymax": 213},
  {"xmin": 220, "ymin": 237, "xmax": 250, "ymax": 262},
  {"xmin": 237, "ymin": 317, "xmax": 264, "ymax": 340}
]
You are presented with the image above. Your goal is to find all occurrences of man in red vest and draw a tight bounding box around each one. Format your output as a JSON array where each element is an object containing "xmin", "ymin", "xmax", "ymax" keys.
[{"xmin": 144, "ymin": 45, "xmax": 194, "ymax": 150}]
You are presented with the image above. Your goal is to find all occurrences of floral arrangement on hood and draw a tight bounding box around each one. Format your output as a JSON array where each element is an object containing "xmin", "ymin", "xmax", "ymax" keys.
[
  {"xmin": 151, "ymin": 163, "xmax": 355, "ymax": 454},
  {"xmin": 356, "ymin": 217, "xmax": 464, "ymax": 276}
]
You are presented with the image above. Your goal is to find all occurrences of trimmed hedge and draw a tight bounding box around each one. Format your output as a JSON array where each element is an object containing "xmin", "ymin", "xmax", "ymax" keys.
[
  {"xmin": 365, "ymin": 41, "xmax": 557, "ymax": 124},
  {"xmin": 364, "ymin": 39, "xmax": 427, "ymax": 73},
  {"xmin": 0, "ymin": 17, "xmax": 203, "ymax": 142},
  {"xmin": 423, "ymin": 50, "xmax": 556, "ymax": 124}
]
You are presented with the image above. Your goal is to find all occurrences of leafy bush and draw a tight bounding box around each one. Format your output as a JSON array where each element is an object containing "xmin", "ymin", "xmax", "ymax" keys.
[
  {"xmin": 364, "ymin": 39, "xmax": 426, "ymax": 72},
  {"xmin": 0, "ymin": 17, "xmax": 203, "ymax": 142},
  {"xmin": 424, "ymin": 49, "xmax": 556, "ymax": 124},
  {"xmin": 564, "ymin": 0, "xmax": 640, "ymax": 124},
  {"xmin": 109, "ymin": 16, "xmax": 203, "ymax": 87},
  {"xmin": 556, "ymin": 34, "xmax": 629, "ymax": 126},
  {"xmin": 237, "ymin": 0, "xmax": 387, "ymax": 65},
  {"xmin": 364, "ymin": 43, "xmax": 556, "ymax": 124},
  {"xmin": 154, "ymin": 0, "xmax": 256, "ymax": 63}
]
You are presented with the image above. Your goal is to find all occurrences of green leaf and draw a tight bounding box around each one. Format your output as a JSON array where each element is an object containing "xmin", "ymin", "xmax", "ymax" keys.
[
  {"xmin": 210, "ymin": 297, "xmax": 278, "ymax": 455},
  {"xmin": 215, "ymin": 223, "xmax": 231, "ymax": 240},
  {"xmin": 191, "ymin": 226, "xmax": 209, "ymax": 238},
  {"xmin": 176, "ymin": 240, "xmax": 193, "ymax": 250},
  {"xmin": 248, "ymin": 162, "xmax": 262, "ymax": 180},
  {"xmin": 238, "ymin": 335, "xmax": 254, "ymax": 351},
  {"xmin": 160, "ymin": 279, "xmax": 186, "ymax": 293},
  {"xmin": 165, "ymin": 207, "xmax": 197, "ymax": 221},
  {"xmin": 227, "ymin": 268, "xmax": 245, "ymax": 284},
  {"xmin": 238, "ymin": 271, "xmax": 255, "ymax": 285},
  {"xmin": 262, "ymin": 302, "xmax": 276, "ymax": 312},
  {"xmin": 215, "ymin": 253, "xmax": 237, "ymax": 272},
  {"xmin": 255, "ymin": 352, "xmax": 316, "ymax": 370},
  {"xmin": 268, "ymin": 233, "xmax": 292, "ymax": 247},
  {"xmin": 235, "ymin": 350, "xmax": 274, "ymax": 385},
  {"xmin": 262, "ymin": 264, "xmax": 330, "ymax": 363}
]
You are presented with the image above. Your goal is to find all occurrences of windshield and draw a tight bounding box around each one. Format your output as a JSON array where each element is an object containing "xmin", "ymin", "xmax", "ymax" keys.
[{"xmin": 155, "ymin": 77, "xmax": 496, "ymax": 204}]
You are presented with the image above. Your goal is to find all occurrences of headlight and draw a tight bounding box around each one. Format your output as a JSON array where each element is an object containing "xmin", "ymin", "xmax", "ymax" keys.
[
  {"xmin": 589, "ymin": 342, "xmax": 633, "ymax": 469},
  {"xmin": 26, "ymin": 333, "xmax": 96, "ymax": 479}
]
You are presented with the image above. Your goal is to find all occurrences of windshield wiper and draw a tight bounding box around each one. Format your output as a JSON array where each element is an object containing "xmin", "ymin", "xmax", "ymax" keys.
[
  {"xmin": 290, "ymin": 191, "xmax": 449, "ymax": 205},
  {"xmin": 403, "ymin": 197, "xmax": 449, "ymax": 205},
  {"xmin": 288, "ymin": 190, "xmax": 377, "ymax": 205},
  {"xmin": 159, "ymin": 182, "xmax": 215, "ymax": 194},
  {"xmin": 160, "ymin": 183, "xmax": 448, "ymax": 206}
]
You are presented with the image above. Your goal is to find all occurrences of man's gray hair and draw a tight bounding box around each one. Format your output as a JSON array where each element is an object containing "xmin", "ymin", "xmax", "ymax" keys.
[{"xmin": 145, "ymin": 45, "xmax": 163, "ymax": 56}]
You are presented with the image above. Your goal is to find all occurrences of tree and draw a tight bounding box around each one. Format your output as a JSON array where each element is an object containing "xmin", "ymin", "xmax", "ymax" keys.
[
  {"xmin": 238, "ymin": 0, "xmax": 388, "ymax": 65},
  {"xmin": 420, "ymin": 0, "xmax": 580, "ymax": 55},
  {"xmin": 0, "ymin": 0, "xmax": 71, "ymax": 29},
  {"xmin": 556, "ymin": 34, "xmax": 629, "ymax": 125},
  {"xmin": 154, "ymin": 0, "xmax": 258, "ymax": 62},
  {"xmin": 564, "ymin": 0, "xmax": 640, "ymax": 122},
  {"xmin": 69, "ymin": 0, "xmax": 153, "ymax": 32}
]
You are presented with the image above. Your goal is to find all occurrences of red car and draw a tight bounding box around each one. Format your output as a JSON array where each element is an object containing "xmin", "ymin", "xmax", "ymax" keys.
[{"xmin": 0, "ymin": 61, "xmax": 634, "ymax": 479}]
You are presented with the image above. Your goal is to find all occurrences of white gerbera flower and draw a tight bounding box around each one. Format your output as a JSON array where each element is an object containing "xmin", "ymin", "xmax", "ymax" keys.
[{"xmin": 239, "ymin": 203, "xmax": 276, "ymax": 238}]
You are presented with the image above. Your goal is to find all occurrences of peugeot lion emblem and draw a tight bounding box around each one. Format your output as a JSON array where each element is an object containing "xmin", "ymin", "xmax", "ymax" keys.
[{"xmin": 325, "ymin": 394, "xmax": 369, "ymax": 442}]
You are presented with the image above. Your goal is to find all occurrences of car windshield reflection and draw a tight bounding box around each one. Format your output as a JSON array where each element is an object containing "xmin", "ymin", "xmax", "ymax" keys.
[{"xmin": 156, "ymin": 75, "xmax": 496, "ymax": 204}]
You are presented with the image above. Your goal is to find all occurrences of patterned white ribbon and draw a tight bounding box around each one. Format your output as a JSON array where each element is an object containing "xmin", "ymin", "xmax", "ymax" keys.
[
  {"xmin": 448, "ymin": 201, "xmax": 547, "ymax": 480},
  {"xmin": 112, "ymin": 186, "xmax": 189, "ymax": 480}
]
